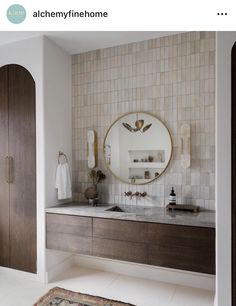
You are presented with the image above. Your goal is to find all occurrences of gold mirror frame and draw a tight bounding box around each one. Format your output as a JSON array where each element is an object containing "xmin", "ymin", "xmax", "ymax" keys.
[{"xmin": 103, "ymin": 111, "xmax": 173, "ymax": 185}]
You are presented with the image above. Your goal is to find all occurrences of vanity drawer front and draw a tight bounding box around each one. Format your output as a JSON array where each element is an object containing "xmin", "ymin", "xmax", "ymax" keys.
[
  {"xmin": 147, "ymin": 224, "xmax": 215, "ymax": 274},
  {"xmin": 47, "ymin": 232, "xmax": 92, "ymax": 255},
  {"xmin": 46, "ymin": 213, "xmax": 92, "ymax": 236},
  {"xmin": 92, "ymin": 238, "xmax": 147, "ymax": 264},
  {"xmin": 148, "ymin": 243, "xmax": 215, "ymax": 274},
  {"xmin": 147, "ymin": 223, "xmax": 215, "ymax": 248},
  {"xmin": 93, "ymin": 218, "xmax": 147, "ymax": 243}
]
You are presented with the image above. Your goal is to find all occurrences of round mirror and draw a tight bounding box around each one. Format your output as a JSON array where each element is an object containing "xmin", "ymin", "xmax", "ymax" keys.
[{"xmin": 103, "ymin": 112, "xmax": 172, "ymax": 184}]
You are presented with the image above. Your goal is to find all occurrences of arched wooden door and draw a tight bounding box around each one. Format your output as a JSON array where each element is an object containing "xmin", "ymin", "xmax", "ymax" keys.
[
  {"xmin": 0, "ymin": 64, "xmax": 36, "ymax": 273},
  {"xmin": 232, "ymin": 42, "xmax": 236, "ymax": 305}
]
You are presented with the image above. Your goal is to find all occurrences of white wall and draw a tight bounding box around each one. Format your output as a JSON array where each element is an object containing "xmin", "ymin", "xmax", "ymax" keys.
[
  {"xmin": 43, "ymin": 36, "xmax": 72, "ymax": 207},
  {"xmin": 0, "ymin": 36, "xmax": 72, "ymax": 282},
  {"xmin": 43, "ymin": 36, "xmax": 72, "ymax": 273},
  {"xmin": 216, "ymin": 32, "xmax": 236, "ymax": 306}
]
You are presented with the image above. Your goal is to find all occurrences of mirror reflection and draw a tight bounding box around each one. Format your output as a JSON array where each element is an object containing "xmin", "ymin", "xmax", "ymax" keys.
[{"xmin": 103, "ymin": 112, "xmax": 172, "ymax": 184}]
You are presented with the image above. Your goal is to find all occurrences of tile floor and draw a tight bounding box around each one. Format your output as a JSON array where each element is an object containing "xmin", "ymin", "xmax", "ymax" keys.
[{"xmin": 0, "ymin": 267, "xmax": 215, "ymax": 306}]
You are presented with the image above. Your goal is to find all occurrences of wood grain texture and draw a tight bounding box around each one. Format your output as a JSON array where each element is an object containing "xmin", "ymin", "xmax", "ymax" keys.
[
  {"xmin": 46, "ymin": 213, "xmax": 215, "ymax": 274},
  {"xmin": 92, "ymin": 237, "xmax": 147, "ymax": 264},
  {"xmin": 0, "ymin": 66, "xmax": 10, "ymax": 268},
  {"xmin": 232, "ymin": 42, "xmax": 236, "ymax": 305},
  {"xmin": 148, "ymin": 223, "xmax": 215, "ymax": 274},
  {"xmin": 46, "ymin": 213, "xmax": 92, "ymax": 236},
  {"xmin": 8, "ymin": 65, "xmax": 36, "ymax": 273},
  {"xmin": 47, "ymin": 231, "xmax": 92, "ymax": 255},
  {"xmin": 147, "ymin": 223, "xmax": 214, "ymax": 248},
  {"xmin": 93, "ymin": 218, "xmax": 148, "ymax": 243},
  {"xmin": 148, "ymin": 242, "xmax": 215, "ymax": 274}
]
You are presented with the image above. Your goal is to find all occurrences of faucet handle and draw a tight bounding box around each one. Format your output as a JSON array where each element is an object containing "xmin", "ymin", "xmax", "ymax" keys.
[
  {"xmin": 124, "ymin": 191, "xmax": 132, "ymax": 197},
  {"xmin": 140, "ymin": 192, "xmax": 147, "ymax": 197}
]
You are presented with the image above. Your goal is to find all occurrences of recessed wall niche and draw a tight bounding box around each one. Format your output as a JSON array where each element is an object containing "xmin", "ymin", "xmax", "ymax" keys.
[{"xmin": 72, "ymin": 31, "xmax": 215, "ymax": 210}]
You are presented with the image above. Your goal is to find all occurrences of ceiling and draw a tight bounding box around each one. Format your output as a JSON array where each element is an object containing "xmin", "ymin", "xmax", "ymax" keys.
[{"xmin": 0, "ymin": 31, "xmax": 181, "ymax": 54}]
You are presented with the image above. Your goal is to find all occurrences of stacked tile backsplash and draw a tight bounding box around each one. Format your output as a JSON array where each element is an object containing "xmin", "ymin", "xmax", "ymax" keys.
[{"xmin": 72, "ymin": 31, "xmax": 215, "ymax": 210}]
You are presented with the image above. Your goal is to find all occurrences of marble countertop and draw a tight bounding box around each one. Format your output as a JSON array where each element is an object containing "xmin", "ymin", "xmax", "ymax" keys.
[{"xmin": 46, "ymin": 202, "xmax": 215, "ymax": 228}]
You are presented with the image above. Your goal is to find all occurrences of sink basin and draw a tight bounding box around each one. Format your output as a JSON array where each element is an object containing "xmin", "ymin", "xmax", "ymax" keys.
[
  {"xmin": 105, "ymin": 205, "xmax": 152, "ymax": 214},
  {"xmin": 105, "ymin": 206, "xmax": 125, "ymax": 212}
]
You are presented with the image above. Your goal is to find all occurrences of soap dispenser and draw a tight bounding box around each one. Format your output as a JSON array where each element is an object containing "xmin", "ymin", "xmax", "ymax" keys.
[{"xmin": 169, "ymin": 187, "xmax": 176, "ymax": 205}]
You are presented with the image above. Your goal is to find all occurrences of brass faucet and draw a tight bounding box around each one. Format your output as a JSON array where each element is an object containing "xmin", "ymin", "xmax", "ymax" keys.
[
  {"xmin": 124, "ymin": 191, "xmax": 132, "ymax": 197},
  {"xmin": 124, "ymin": 191, "xmax": 147, "ymax": 199}
]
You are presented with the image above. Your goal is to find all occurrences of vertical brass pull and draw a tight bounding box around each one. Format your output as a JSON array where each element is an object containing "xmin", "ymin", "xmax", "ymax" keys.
[
  {"xmin": 5, "ymin": 156, "xmax": 10, "ymax": 183},
  {"xmin": 9, "ymin": 156, "xmax": 13, "ymax": 183},
  {"xmin": 5, "ymin": 156, "xmax": 13, "ymax": 184}
]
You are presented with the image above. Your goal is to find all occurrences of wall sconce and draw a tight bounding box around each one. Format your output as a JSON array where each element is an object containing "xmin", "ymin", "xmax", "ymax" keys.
[
  {"xmin": 180, "ymin": 123, "xmax": 191, "ymax": 168},
  {"xmin": 87, "ymin": 130, "xmax": 96, "ymax": 169}
]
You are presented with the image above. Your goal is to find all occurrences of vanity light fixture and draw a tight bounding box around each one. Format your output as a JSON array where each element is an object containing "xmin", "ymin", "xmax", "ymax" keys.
[
  {"xmin": 180, "ymin": 123, "xmax": 191, "ymax": 168},
  {"xmin": 87, "ymin": 130, "xmax": 96, "ymax": 169},
  {"xmin": 122, "ymin": 113, "xmax": 152, "ymax": 133}
]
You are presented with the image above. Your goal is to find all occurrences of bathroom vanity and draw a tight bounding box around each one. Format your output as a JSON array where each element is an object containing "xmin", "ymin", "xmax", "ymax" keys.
[{"xmin": 46, "ymin": 203, "xmax": 215, "ymax": 275}]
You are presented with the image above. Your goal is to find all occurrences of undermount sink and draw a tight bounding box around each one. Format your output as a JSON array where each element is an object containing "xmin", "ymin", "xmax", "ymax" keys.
[
  {"xmin": 105, "ymin": 206, "xmax": 125, "ymax": 212},
  {"xmin": 105, "ymin": 205, "xmax": 153, "ymax": 214}
]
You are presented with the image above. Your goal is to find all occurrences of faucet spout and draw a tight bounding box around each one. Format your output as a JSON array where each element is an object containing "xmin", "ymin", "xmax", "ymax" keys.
[
  {"xmin": 124, "ymin": 191, "xmax": 148, "ymax": 199},
  {"xmin": 130, "ymin": 191, "xmax": 140, "ymax": 199}
]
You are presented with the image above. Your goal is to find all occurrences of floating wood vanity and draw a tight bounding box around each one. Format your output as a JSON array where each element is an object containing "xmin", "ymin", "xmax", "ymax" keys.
[{"xmin": 46, "ymin": 203, "xmax": 215, "ymax": 275}]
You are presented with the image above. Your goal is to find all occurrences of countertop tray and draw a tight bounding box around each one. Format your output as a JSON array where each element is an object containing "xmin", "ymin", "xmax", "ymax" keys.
[{"xmin": 166, "ymin": 204, "xmax": 200, "ymax": 213}]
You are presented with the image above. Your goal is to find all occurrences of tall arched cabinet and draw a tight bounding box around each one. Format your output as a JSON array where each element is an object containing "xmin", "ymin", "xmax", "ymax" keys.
[
  {"xmin": 232, "ymin": 42, "xmax": 236, "ymax": 305},
  {"xmin": 0, "ymin": 64, "xmax": 36, "ymax": 273}
]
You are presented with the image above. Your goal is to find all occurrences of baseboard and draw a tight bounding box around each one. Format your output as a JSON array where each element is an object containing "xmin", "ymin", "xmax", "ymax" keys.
[
  {"xmin": 0, "ymin": 266, "xmax": 40, "ymax": 281},
  {"xmin": 0, "ymin": 254, "xmax": 215, "ymax": 291},
  {"xmin": 45, "ymin": 254, "xmax": 74, "ymax": 283},
  {"xmin": 74, "ymin": 254, "xmax": 215, "ymax": 291}
]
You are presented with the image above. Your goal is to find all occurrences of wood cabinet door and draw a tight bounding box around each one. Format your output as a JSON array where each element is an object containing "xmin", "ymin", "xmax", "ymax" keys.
[
  {"xmin": 8, "ymin": 65, "xmax": 36, "ymax": 273},
  {"xmin": 47, "ymin": 232, "xmax": 92, "ymax": 255},
  {"xmin": 147, "ymin": 223, "xmax": 215, "ymax": 274},
  {"xmin": 0, "ymin": 66, "xmax": 10, "ymax": 268},
  {"xmin": 92, "ymin": 237, "xmax": 147, "ymax": 264},
  {"xmin": 46, "ymin": 214, "xmax": 93, "ymax": 255},
  {"xmin": 93, "ymin": 218, "xmax": 148, "ymax": 243},
  {"xmin": 47, "ymin": 214, "xmax": 92, "ymax": 236},
  {"xmin": 232, "ymin": 41, "xmax": 236, "ymax": 305}
]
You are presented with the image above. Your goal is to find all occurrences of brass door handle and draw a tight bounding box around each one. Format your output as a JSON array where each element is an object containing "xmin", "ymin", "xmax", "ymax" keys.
[
  {"xmin": 5, "ymin": 156, "xmax": 9, "ymax": 183},
  {"xmin": 9, "ymin": 156, "xmax": 13, "ymax": 183},
  {"xmin": 5, "ymin": 156, "xmax": 13, "ymax": 184}
]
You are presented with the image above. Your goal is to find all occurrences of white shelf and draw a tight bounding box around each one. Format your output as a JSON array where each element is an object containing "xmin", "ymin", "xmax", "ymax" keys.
[
  {"xmin": 128, "ymin": 162, "xmax": 165, "ymax": 169},
  {"xmin": 128, "ymin": 150, "xmax": 159, "ymax": 152},
  {"xmin": 129, "ymin": 178, "xmax": 153, "ymax": 183}
]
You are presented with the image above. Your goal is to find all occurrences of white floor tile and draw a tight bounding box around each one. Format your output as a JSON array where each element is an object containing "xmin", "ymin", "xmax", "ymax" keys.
[
  {"xmin": 170, "ymin": 285, "xmax": 215, "ymax": 306},
  {"xmin": 52, "ymin": 267, "xmax": 119, "ymax": 296},
  {"xmin": 0, "ymin": 267, "xmax": 215, "ymax": 306},
  {"xmin": 104, "ymin": 274, "xmax": 176, "ymax": 306}
]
